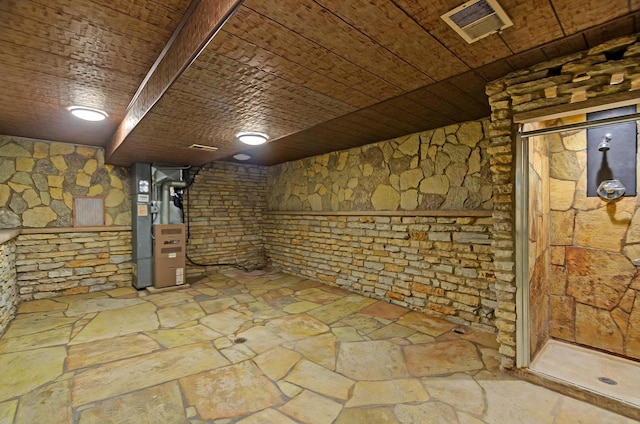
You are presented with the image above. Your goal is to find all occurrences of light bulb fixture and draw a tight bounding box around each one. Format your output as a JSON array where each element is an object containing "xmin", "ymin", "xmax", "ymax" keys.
[
  {"xmin": 237, "ymin": 131, "xmax": 268, "ymax": 146},
  {"xmin": 68, "ymin": 106, "xmax": 108, "ymax": 121},
  {"xmin": 233, "ymin": 153, "xmax": 252, "ymax": 161}
]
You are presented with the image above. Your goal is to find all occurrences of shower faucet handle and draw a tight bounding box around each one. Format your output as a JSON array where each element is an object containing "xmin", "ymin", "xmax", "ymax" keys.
[{"xmin": 596, "ymin": 179, "xmax": 625, "ymax": 200}]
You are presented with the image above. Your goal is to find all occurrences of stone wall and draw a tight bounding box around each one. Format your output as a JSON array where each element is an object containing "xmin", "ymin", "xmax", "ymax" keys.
[
  {"xmin": 486, "ymin": 33, "xmax": 640, "ymax": 367},
  {"xmin": 264, "ymin": 213, "xmax": 496, "ymax": 328},
  {"xmin": 268, "ymin": 120, "xmax": 493, "ymax": 211},
  {"xmin": 265, "ymin": 120, "xmax": 497, "ymax": 329},
  {"xmin": 0, "ymin": 135, "xmax": 130, "ymax": 228},
  {"xmin": 545, "ymin": 113, "xmax": 640, "ymax": 361},
  {"xmin": 15, "ymin": 229, "xmax": 132, "ymax": 301},
  {"xmin": 528, "ymin": 131, "xmax": 551, "ymax": 359},
  {"xmin": 0, "ymin": 234, "xmax": 18, "ymax": 336},
  {"xmin": 185, "ymin": 162, "xmax": 268, "ymax": 279}
]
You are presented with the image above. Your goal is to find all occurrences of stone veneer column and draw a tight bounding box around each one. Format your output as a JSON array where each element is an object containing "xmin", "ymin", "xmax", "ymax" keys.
[
  {"xmin": 0, "ymin": 233, "xmax": 18, "ymax": 336},
  {"xmin": 486, "ymin": 79, "xmax": 517, "ymax": 367}
]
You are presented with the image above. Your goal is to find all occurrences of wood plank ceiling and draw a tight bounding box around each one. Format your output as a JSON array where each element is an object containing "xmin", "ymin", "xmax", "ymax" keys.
[{"xmin": 1, "ymin": 0, "xmax": 640, "ymax": 167}]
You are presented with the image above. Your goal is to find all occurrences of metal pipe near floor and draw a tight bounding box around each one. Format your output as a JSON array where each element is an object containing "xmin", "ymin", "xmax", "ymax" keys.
[{"xmin": 161, "ymin": 180, "xmax": 187, "ymax": 224}]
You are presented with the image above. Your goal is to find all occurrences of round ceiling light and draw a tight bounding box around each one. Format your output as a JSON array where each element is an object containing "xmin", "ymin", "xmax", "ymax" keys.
[
  {"xmin": 69, "ymin": 106, "xmax": 108, "ymax": 122},
  {"xmin": 233, "ymin": 153, "xmax": 252, "ymax": 161},
  {"xmin": 237, "ymin": 132, "xmax": 268, "ymax": 146}
]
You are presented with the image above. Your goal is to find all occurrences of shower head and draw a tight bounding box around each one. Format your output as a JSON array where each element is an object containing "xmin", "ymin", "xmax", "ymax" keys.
[{"xmin": 598, "ymin": 133, "xmax": 612, "ymax": 152}]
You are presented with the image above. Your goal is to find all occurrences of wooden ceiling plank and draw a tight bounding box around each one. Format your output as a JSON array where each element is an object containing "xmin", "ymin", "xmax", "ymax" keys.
[
  {"xmin": 242, "ymin": 0, "xmax": 431, "ymax": 91},
  {"xmin": 0, "ymin": 101, "xmax": 115, "ymax": 146},
  {"xmin": 506, "ymin": 49, "xmax": 549, "ymax": 71},
  {"xmin": 584, "ymin": 16, "xmax": 636, "ymax": 47},
  {"xmin": 406, "ymin": 86, "xmax": 469, "ymax": 121},
  {"xmin": 474, "ymin": 60, "xmax": 515, "ymax": 83},
  {"xmin": 497, "ymin": 0, "xmax": 565, "ymax": 53},
  {"xmin": 0, "ymin": 45, "xmax": 147, "ymax": 97},
  {"xmin": 0, "ymin": 19, "xmax": 159, "ymax": 78},
  {"xmin": 541, "ymin": 34, "xmax": 588, "ymax": 60},
  {"xmin": 177, "ymin": 49, "xmax": 356, "ymax": 118},
  {"xmin": 418, "ymin": 81, "xmax": 490, "ymax": 122},
  {"xmin": 221, "ymin": 7, "xmax": 405, "ymax": 101},
  {"xmin": 0, "ymin": 70, "xmax": 131, "ymax": 114},
  {"xmin": 134, "ymin": 76, "xmax": 351, "ymax": 139},
  {"xmin": 375, "ymin": 96, "xmax": 453, "ymax": 129},
  {"xmin": 354, "ymin": 108, "xmax": 425, "ymax": 135},
  {"xmin": 392, "ymin": 0, "xmax": 513, "ymax": 68},
  {"xmin": 361, "ymin": 100, "xmax": 452, "ymax": 134},
  {"xmin": 426, "ymin": 82, "xmax": 490, "ymax": 120},
  {"xmin": 9, "ymin": 0, "xmax": 185, "ymax": 46},
  {"xmin": 447, "ymin": 72, "xmax": 492, "ymax": 107},
  {"xmin": 315, "ymin": 0, "xmax": 468, "ymax": 81},
  {"xmin": 552, "ymin": 0, "xmax": 631, "ymax": 34},
  {"xmin": 210, "ymin": 30, "xmax": 378, "ymax": 108},
  {"xmin": 0, "ymin": 0, "xmax": 192, "ymax": 150},
  {"xmin": 105, "ymin": 0, "xmax": 244, "ymax": 161}
]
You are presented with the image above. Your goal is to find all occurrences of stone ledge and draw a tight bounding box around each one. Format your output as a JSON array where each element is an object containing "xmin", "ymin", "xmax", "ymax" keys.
[
  {"xmin": 516, "ymin": 368, "xmax": 640, "ymax": 421},
  {"xmin": 0, "ymin": 229, "xmax": 20, "ymax": 245},
  {"xmin": 265, "ymin": 210, "xmax": 493, "ymax": 217},
  {"xmin": 514, "ymin": 91, "xmax": 640, "ymax": 124},
  {"xmin": 0, "ymin": 227, "xmax": 131, "ymax": 245},
  {"xmin": 19, "ymin": 226, "xmax": 131, "ymax": 235}
]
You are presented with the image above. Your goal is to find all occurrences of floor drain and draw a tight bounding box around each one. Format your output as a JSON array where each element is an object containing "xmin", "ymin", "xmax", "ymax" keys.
[
  {"xmin": 597, "ymin": 376, "xmax": 618, "ymax": 385},
  {"xmin": 452, "ymin": 327, "xmax": 466, "ymax": 335},
  {"xmin": 233, "ymin": 337, "xmax": 247, "ymax": 344}
]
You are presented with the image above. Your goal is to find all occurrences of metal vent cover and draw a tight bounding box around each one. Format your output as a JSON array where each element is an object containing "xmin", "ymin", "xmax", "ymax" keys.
[
  {"xmin": 73, "ymin": 197, "xmax": 105, "ymax": 227},
  {"xmin": 441, "ymin": 0, "xmax": 513, "ymax": 44}
]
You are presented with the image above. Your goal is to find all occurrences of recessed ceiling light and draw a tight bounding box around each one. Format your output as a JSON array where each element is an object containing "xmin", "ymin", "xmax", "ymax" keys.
[
  {"xmin": 237, "ymin": 132, "xmax": 268, "ymax": 145},
  {"xmin": 68, "ymin": 106, "xmax": 108, "ymax": 121},
  {"xmin": 233, "ymin": 153, "xmax": 251, "ymax": 161}
]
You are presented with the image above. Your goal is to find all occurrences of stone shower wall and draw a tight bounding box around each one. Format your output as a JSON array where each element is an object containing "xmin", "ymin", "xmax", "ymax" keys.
[
  {"xmin": 265, "ymin": 120, "xmax": 498, "ymax": 329},
  {"xmin": 185, "ymin": 162, "xmax": 268, "ymax": 279},
  {"xmin": 0, "ymin": 135, "xmax": 130, "ymax": 228},
  {"xmin": 487, "ymin": 33, "xmax": 640, "ymax": 367},
  {"xmin": 0, "ymin": 233, "xmax": 18, "ymax": 336},
  {"xmin": 546, "ymin": 113, "xmax": 640, "ymax": 361},
  {"xmin": 268, "ymin": 120, "xmax": 493, "ymax": 212},
  {"xmin": 527, "ymin": 132, "xmax": 551, "ymax": 359}
]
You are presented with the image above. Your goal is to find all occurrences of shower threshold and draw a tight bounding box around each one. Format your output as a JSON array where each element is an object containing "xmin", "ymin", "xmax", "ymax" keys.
[{"xmin": 523, "ymin": 339, "xmax": 640, "ymax": 420}]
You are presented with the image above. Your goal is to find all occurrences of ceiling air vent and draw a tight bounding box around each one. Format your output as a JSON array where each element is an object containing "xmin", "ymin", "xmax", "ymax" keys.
[
  {"xmin": 441, "ymin": 0, "xmax": 513, "ymax": 44},
  {"xmin": 189, "ymin": 143, "xmax": 218, "ymax": 152}
]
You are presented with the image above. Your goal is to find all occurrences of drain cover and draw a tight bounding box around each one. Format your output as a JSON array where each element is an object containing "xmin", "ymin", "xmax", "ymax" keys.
[
  {"xmin": 233, "ymin": 337, "xmax": 247, "ymax": 344},
  {"xmin": 597, "ymin": 376, "xmax": 618, "ymax": 385}
]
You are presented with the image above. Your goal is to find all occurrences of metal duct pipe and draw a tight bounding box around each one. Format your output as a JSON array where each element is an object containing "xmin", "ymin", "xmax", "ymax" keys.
[{"xmin": 161, "ymin": 180, "xmax": 187, "ymax": 224}]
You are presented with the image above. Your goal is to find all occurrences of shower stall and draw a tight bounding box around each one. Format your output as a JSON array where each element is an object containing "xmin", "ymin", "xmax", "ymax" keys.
[{"xmin": 515, "ymin": 104, "xmax": 640, "ymax": 411}]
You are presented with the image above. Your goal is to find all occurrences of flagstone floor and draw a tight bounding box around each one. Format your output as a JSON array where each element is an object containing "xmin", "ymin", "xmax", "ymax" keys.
[{"xmin": 0, "ymin": 270, "xmax": 636, "ymax": 423}]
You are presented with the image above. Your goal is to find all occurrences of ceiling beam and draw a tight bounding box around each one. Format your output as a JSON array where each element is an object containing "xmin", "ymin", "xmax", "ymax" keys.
[{"xmin": 105, "ymin": 0, "xmax": 244, "ymax": 163}]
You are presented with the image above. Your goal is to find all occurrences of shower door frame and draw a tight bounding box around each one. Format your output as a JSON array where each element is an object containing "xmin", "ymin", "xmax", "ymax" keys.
[
  {"xmin": 513, "ymin": 101, "xmax": 640, "ymax": 369},
  {"xmin": 514, "ymin": 129, "xmax": 530, "ymax": 368}
]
